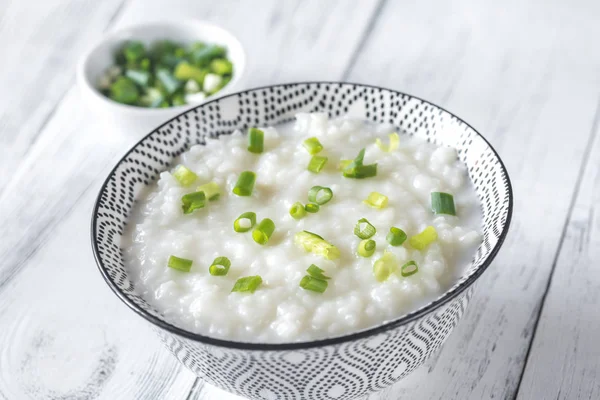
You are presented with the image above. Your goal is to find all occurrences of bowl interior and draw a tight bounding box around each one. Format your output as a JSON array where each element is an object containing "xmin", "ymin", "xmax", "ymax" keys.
[
  {"xmin": 92, "ymin": 82, "xmax": 512, "ymax": 349},
  {"xmin": 79, "ymin": 20, "xmax": 246, "ymax": 110}
]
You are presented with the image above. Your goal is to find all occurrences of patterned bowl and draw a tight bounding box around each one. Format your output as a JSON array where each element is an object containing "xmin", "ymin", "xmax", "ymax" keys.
[{"xmin": 91, "ymin": 82, "xmax": 512, "ymax": 400}]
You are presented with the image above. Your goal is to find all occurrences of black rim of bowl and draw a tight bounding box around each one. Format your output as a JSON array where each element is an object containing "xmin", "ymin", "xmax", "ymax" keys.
[{"xmin": 91, "ymin": 81, "xmax": 514, "ymax": 351}]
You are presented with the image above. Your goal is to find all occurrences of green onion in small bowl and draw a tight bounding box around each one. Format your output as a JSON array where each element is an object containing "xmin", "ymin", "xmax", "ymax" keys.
[{"xmin": 98, "ymin": 39, "xmax": 235, "ymax": 108}]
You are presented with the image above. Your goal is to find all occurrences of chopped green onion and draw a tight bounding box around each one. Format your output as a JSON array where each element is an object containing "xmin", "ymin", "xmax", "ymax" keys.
[
  {"xmin": 342, "ymin": 148, "xmax": 378, "ymax": 179},
  {"xmin": 299, "ymin": 275, "xmax": 328, "ymax": 293},
  {"xmin": 233, "ymin": 211, "xmax": 256, "ymax": 232},
  {"xmin": 344, "ymin": 164, "xmax": 378, "ymax": 179},
  {"xmin": 308, "ymin": 155, "xmax": 328, "ymax": 173},
  {"xmin": 354, "ymin": 218, "xmax": 376, "ymax": 239},
  {"xmin": 308, "ymin": 186, "xmax": 333, "ymax": 205},
  {"xmin": 252, "ymin": 218, "xmax": 276, "ymax": 245},
  {"xmin": 231, "ymin": 275, "xmax": 262, "ymax": 293},
  {"xmin": 122, "ymin": 41, "xmax": 145, "ymax": 63},
  {"xmin": 289, "ymin": 202, "xmax": 307, "ymax": 220},
  {"xmin": 305, "ymin": 203, "xmax": 320, "ymax": 213},
  {"xmin": 303, "ymin": 137, "xmax": 323, "ymax": 155},
  {"xmin": 363, "ymin": 192, "xmax": 388, "ymax": 209},
  {"xmin": 373, "ymin": 251, "xmax": 397, "ymax": 282},
  {"xmin": 210, "ymin": 58, "xmax": 233, "ymax": 75},
  {"xmin": 354, "ymin": 148, "xmax": 366, "ymax": 164},
  {"xmin": 192, "ymin": 44, "xmax": 226, "ymax": 66},
  {"xmin": 168, "ymin": 255, "xmax": 193, "ymax": 272},
  {"xmin": 209, "ymin": 256, "xmax": 231, "ymax": 276},
  {"xmin": 247, "ymin": 128, "xmax": 264, "ymax": 154},
  {"xmin": 431, "ymin": 192, "xmax": 456, "ymax": 216},
  {"xmin": 400, "ymin": 260, "xmax": 419, "ymax": 277},
  {"xmin": 338, "ymin": 159, "xmax": 352, "ymax": 170},
  {"xmin": 409, "ymin": 226, "xmax": 438, "ymax": 250},
  {"xmin": 197, "ymin": 181, "xmax": 221, "ymax": 201},
  {"xmin": 101, "ymin": 39, "xmax": 233, "ymax": 108},
  {"xmin": 139, "ymin": 87, "xmax": 164, "ymax": 108},
  {"xmin": 181, "ymin": 191, "xmax": 206, "ymax": 214},
  {"xmin": 358, "ymin": 239, "xmax": 376, "ymax": 257},
  {"xmin": 208, "ymin": 257, "xmax": 231, "ymax": 276},
  {"xmin": 156, "ymin": 68, "xmax": 181, "ymax": 95},
  {"xmin": 125, "ymin": 69, "xmax": 150, "ymax": 86},
  {"xmin": 306, "ymin": 264, "xmax": 331, "ymax": 280},
  {"xmin": 174, "ymin": 61, "xmax": 207, "ymax": 84},
  {"xmin": 386, "ymin": 227, "xmax": 407, "ymax": 246},
  {"xmin": 173, "ymin": 165, "xmax": 197, "ymax": 187},
  {"xmin": 109, "ymin": 77, "xmax": 139, "ymax": 105},
  {"xmin": 233, "ymin": 171, "xmax": 256, "ymax": 196},
  {"xmin": 294, "ymin": 230, "xmax": 340, "ymax": 260},
  {"xmin": 375, "ymin": 132, "xmax": 400, "ymax": 152}
]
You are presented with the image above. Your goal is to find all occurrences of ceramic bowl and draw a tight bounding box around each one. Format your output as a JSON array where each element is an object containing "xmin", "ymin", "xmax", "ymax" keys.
[
  {"xmin": 76, "ymin": 20, "xmax": 245, "ymax": 135},
  {"xmin": 91, "ymin": 82, "xmax": 512, "ymax": 400}
]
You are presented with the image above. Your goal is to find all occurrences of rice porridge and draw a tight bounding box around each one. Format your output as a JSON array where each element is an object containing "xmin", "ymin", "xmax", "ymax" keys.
[{"xmin": 123, "ymin": 113, "xmax": 482, "ymax": 343}]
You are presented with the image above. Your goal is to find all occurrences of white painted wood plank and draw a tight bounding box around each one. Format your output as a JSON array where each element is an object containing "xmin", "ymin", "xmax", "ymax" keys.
[
  {"xmin": 515, "ymin": 102, "xmax": 600, "ymax": 399},
  {"xmin": 0, "ymin": 0, "xmax": 125, "ymax": 193},
  {"xmin": 0, "ymin": 0, "xmax": 381, "ymax": 398},
  {"xmin": 344, "ymin": 0, "xmax": 600, "ymax": 399},
  {"xmin": 0, "ymin": 181, "xmax": 197, "ymax": 399}
]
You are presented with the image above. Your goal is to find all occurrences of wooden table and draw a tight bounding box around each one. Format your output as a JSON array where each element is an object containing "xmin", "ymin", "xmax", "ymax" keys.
[{"xmin": 2, "ymin": 0, "xmax": 600, "ymax": 398}]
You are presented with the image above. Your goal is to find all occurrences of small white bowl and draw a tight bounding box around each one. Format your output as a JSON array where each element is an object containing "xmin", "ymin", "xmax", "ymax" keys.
[{"xmin": 77, "ymin": 20, "xmax": 245, "ymax": 135}]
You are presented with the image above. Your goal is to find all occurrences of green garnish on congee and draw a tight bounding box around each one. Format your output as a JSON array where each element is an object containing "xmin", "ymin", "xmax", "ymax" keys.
[{"xmin": 97, "ymin": 40, "xmax": 233, "ymax": 108}]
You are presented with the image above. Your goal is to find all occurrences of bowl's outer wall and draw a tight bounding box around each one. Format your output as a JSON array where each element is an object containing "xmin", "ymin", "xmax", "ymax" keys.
[
  {"xmin": 156, "ymin": 287, "xmax": 473, "ymax": 400},
  {"xmin": 92, "ymin": 83, "xmax": 512, "ymax": 399}
]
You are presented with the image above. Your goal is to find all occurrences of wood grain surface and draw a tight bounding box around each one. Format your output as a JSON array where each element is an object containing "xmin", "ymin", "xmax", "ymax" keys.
[{"xmin": 1, "ymin": 0, "xmax": 600, "ymax": 399}]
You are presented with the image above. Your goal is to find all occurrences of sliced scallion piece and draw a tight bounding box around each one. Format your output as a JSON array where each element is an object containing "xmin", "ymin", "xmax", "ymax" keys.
[
  {"xmin": 289, "ymin": 202, "xmax": 307, "ymax": 220},
  {"xmin": 400, "ymin": 260, "xmax": 419, "ymax": 277},
  {"xmin": 308, "ymin": 186, "xmax": 333, "ymax": 205},
  {"xmin": 305, "ymin": 203, "xmax": 320, "ymax": 213},
  {"xmin": 248, "ymin": 128, "xmax": 264, "ymax": 154},
  {"xmin": 156, "ymin": 68, "xmax": 181, "ymax": 95},
  {"xmin": 233, "ymin": 211, "xmax": 256, "ymax": 232},
  {"xmin": 294, "ymin": 230, "xmax": 340, "ymax": 260},
  {"xmin": 299, "ymin": 275, "xmax": 328, "ymax": 293},
  {"xmin": 252, "ymin": 218, "xmax": 276, "ymax": 245},
  {"xmin": 431, "ymin": 192, "xmax": 456, "ymax": 216},
  {"xmin": 386, "ymin": 227, "xmax": 407, "ymax": 246},
  {"xmin": 173, "ymin": 62, "xmax": 206, "ymax": 83},
  {"xmin": 409, "ymin": 226, "xmax": 438, "ymax": 250},
  {"xmin": 233, "ymin": 171, "xmax": 256, "ymax": 196},
  {"xmin": 168, "ymin": 255, "xmax": 193, "ymax": 272},
  {"xmin": 373, "ymin": 251, "xmax": 396, "ymax": 282},
  {"xmin": 307, "ymin": 264, "xmax": 330, "ymax": 280},
  {"xmin": 358, "ymin": 239, "xmax": 376, "ymax": 257},
  {"xmin": 125, "ymin": 69, "xmax": 150, "ymax": 87},
  {"xmin": 342, "ymin": 148, "xmax": 378, "ymax": 179},
  {"xmin": 231, "ymin": 276, "xmax": 262, "ymax": 293},
  {"xmin": 375, "ymin": 132, "xmax": 400, "ymax": 152},
  {"xmin": 354, "ymin": 218, "xmax": 376, "ymax": 239},
  {"xmin": 197, "ymin": 181, "xmax": 221, "ymax": 201},
  {"xmin": 308, "ymin": 155, "xmax": 328, "ymax": 173},
  {"xmin": 303, "ymin": 137, "xmax": 323, "ymax": 155},
  {"xmin": 209, "ymin": 256, "xmax": 231, "ymax": 276},
  {"xmin": 109, "ymin": 77, "xmax": 139, "ymax": 105},
  {"xmin": 363, "ymin": 192, "xmax": 388, "ymax": 209},
  {"xmin": 173, "ymin": 165, "xmax": 198, "ymax": 187},
  {"xmin": 347, "ymin": 164, "xmax": 378, "ymax": 179},
  {"xmin": 181, "ymin": 191, "xmax": 206, "ymax": 214}
]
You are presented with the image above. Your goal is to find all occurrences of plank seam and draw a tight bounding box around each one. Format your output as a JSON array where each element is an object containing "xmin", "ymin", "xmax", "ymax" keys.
[
  {"xmin": 0, "ymin": 0, "xmax": 129, "ymax": 202},
  {"xmin": 341, "ymin": 0, "xmax": 387, "ymax": 81},
  {"xmin": 512, "ymin": 95, "xmax": 600, "ymax": 400},
  {"xmin": 184, "ymin": 378, "xmax": 204, "ymax": 400}
]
